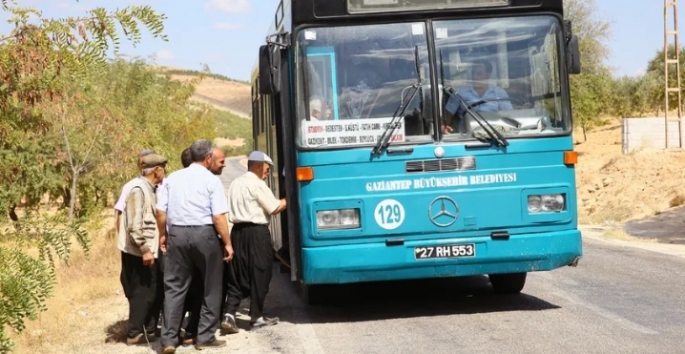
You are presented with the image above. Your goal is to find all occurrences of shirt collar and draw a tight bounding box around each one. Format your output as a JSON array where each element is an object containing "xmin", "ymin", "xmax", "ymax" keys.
[
  {"xmin": 468, "ymin": 83, "xmax": 495, "ymax": 96},
  {"xmin": 246, "ymin": 171, "xmax": 262, "ymax": 180},
  {"xmin": 141, "ymin": 177, "xmax": 156, "ymax": 191},
  {"xmin": 189, "ymin": 163, "xmax": 211, "ymax": 174}
]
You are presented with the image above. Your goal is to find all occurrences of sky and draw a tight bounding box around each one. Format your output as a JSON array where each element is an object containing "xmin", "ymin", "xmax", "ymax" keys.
[{"xmin": 0, "ymin": 0, "xmax": 677, "ymax": 81}]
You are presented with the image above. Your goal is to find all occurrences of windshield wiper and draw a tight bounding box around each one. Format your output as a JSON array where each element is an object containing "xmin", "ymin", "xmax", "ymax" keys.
[
  {"xmin": 372, "ymin": 45, "xmax": 422, "ymax": 156},
  {"xmin": 455, "ymin": 93, "xmax": 509, "ymax": 147},
  {"xmin": 437, "ymin": 50, "xmax": 508, "ymax": 147}
]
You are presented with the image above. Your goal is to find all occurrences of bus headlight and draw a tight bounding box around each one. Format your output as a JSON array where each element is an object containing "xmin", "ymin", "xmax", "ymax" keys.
[
  {"xmin": 528, "ymin": 194, "xmax": 565, "ymax": 213},
  {"xmin": 317, "ymin": 209, "xmax": 360, "ymax": 230}
]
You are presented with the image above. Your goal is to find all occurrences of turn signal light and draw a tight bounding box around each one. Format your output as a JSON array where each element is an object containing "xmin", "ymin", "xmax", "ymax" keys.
[
  {"xmin": 564, "ymin": 151, "xmax": 578, "ymax": 165},
  {"xmin": 296, "ymin": 167, "xmax": 314, "ymax": 182}
]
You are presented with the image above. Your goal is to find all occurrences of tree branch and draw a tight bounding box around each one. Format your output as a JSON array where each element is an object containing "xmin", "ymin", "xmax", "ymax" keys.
[
  {"xmin": 80, "ymin": 120, "xmax": 104, "ymax": 172},
  {"xmin": 59, "ymin": 108, "xmax": 77, "ymax": 175}
]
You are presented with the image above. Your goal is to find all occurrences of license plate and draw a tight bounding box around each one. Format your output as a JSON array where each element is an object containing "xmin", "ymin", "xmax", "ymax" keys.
[{"xmin": 414, "ymin": 244, "xmax": 476, "ymax": 260}]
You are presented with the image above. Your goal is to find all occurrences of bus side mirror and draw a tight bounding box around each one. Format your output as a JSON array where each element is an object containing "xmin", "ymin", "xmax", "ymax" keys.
[
  {"xmin": 259, "ymin": 44, "xmax": 282, "ymax": 94},
  {"xmin": 566, "ymin": 35, "xmax": 581, "ymax": 75}
]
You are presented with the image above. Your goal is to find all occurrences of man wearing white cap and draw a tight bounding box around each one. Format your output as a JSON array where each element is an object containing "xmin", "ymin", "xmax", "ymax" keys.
[{"xmin": 221, "ymin": 151, "xmax": 286, "ymax": 332}]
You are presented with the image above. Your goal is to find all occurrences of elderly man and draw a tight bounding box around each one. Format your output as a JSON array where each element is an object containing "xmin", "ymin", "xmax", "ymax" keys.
[
  {"xmin": 115, "ymin": 149, "xmax": 157, "ymax": 232},
  {"xmin": 156, "ymin": 139, "xmax": 234, "ymax": 353},
  {"xmin": 118, "ymin": 153, "xmax": 168, "ymax": 346},
  {"xmin": 221, "ymin": 151, "xmax": 286, "ymax": 332},
  {"xmin": 180, "ymin": 146, "xmax": 227, "ymax": 346}
]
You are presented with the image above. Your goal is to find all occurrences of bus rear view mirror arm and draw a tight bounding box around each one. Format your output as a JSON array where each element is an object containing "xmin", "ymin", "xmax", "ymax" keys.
[
  {"xmin": 259, "ymin": 31, "xmax": 289, "ymax": 95},
  {"xmin": 563, "ymin": 20, "xmax": 581, "ymax": 75}
]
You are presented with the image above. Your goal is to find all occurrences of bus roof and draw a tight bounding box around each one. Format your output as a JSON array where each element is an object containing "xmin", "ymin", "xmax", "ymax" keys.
[{"xmin": 251, "ymin": 0, "xmax": 563, "ymax": 79}]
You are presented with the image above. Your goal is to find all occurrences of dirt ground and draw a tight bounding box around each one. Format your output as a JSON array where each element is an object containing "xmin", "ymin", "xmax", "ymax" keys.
[{"xmin": 573, "ymin": 118, "xmax": 685, "ymax": 225}]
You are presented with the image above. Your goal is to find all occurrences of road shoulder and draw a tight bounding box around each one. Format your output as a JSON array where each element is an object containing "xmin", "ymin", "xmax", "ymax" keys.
[{"xmin": 581, "ymin": 225, "xmax": 685, "ymax": 259}]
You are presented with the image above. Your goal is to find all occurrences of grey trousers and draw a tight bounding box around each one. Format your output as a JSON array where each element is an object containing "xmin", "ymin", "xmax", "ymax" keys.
[{"xmin": 161, "ymin": 225, "xmax": 223, "ymax": 347}]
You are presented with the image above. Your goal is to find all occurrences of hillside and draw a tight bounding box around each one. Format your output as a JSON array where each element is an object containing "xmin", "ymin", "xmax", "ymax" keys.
[{"xmin": 160, "ymin": 67, "xmax": 253, "ymax": 152}]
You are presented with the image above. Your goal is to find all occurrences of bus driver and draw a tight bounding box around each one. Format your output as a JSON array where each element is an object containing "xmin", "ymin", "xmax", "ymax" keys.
[{"xmin": 441, "ymin": 59, "xmax": 513, "ymax": 134}]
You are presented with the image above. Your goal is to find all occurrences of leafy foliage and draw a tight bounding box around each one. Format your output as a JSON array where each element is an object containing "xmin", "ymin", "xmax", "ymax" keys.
[{"xmin": 0, "ymin": 1, "xmax": 218, "ymax": 352}]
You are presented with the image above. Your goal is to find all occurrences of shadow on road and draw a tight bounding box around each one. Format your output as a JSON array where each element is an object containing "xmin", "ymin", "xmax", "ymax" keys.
[
  {"xmin": 624, "ymin": 206, "xmax": 685, "ymax": 244},
  {"xmin": 269, "ymin": 273, "xmax": 561, "ymax": 325}
]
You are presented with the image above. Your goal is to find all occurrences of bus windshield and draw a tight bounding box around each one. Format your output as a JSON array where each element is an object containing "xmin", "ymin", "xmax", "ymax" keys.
[
  {"xmin": 295, "ymin": 22, "xmax": 434, "ymax": 149},
  {"xmin": 435, "ymin": 15, "xmax": 570, "ymax": 141},
  {"xmin": 295, "ymin": 15, "xmax": 570, "ymax": 149}
]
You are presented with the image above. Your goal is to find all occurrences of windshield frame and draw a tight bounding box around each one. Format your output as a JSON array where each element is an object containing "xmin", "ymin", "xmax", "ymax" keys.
[
  {"xmin": 292, "ymin": 12, "xmax": 573, "ymax": 152},
  {"xmin": 432, "ymin": 12, "xmax": 573, "ymax": 143},
  {"xmin": 293, "ymin": 20, "xmax": 438, "ymax": 151}
]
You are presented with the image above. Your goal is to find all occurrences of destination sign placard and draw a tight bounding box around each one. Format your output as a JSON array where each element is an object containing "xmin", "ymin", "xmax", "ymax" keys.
[{"xmin": 302, "ymin": 117, "xmax": 405, "ymax": 148}]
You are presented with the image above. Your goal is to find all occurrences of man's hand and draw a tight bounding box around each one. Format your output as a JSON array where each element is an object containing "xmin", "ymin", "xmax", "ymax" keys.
[
  {"xmin": 441, "ymin": 125, "xmax": 453, "ymax": 134},
  {"xmin": 160, "ymin": 235, "xmax": 167, "ymax": 254},
  {"xmin": 223, "ymin": 243, "xmax": 234, "ymax": 261},
  {"xmin": 142, "ymin": 251, "xmax": 155, "ymax": 266}
]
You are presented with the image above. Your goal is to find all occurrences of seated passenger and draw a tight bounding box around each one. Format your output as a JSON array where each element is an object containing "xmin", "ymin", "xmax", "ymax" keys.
[
  {"xmin": 309, "ymin": 97, "xmax": 331, "ymax": 121},
  {"xmin": 441, "ymin": 59, "xmax": 513, "ymax": 134}
]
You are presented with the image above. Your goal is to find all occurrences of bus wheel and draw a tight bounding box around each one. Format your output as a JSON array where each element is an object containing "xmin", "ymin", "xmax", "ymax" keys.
[
  {"xmin": 301, "ymin": 283, "xmax": 323, "ymax": 305},
  {"xmin": 488, "ymin": 272, "xmax": 527, "ymax": 294}
]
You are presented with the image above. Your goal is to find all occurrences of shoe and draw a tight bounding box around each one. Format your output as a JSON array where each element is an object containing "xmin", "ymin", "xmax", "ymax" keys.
[
  {"xmin": 126, "ymin": 333, "xmax": 155, "ymax": 345},
  {"xmin": 162, "ymin": 345, "xmax": 176, "ymax": 354},
  {"xmin": 178, "ymin": 335, "xmax": 196, "ymax": 346},
  {"xmin": 251, "ymin": 316, "xmax": 279, "ymax": 328},
  {"xmin": 195, "ymin": 339, "xmax": 227, "ymax": 350},
  {"xmin": 221, "ymin": 313, "xmax": 239, "ymax": 334}
]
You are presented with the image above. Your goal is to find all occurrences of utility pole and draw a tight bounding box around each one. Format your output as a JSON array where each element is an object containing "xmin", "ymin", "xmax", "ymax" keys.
[{"xmin": 665, "ymin": 0, "xmax": 683, "ymax": 148}]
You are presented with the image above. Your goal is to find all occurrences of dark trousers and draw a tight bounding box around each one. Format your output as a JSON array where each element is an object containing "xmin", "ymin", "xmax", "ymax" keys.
[
  {"xmin": 224, "ymin": 223, "xmax": 273, "ymax": 322},
  {"xmin": 182, "ymin": 267, "xmax": 203, "ymax": 337},
  {"xmin": 161, "ymin": 225, "xmax": 223, "ymax": 347},
  {"xmin": 120, "ymin": 251, "xmax": 164, "ymax": 339},
  {"xmin": 184, "ymin": 239, "xmax": 229, "ymax": 337}
]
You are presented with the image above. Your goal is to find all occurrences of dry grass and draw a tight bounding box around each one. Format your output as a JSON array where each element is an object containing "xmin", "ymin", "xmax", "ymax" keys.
[
  {"xmin": 168, "ymin": 73, "xmax": 251, "ymax": 117},
  {"xmin": 8, "ymin": 214, "xmax": 126, "ymax": 353}
]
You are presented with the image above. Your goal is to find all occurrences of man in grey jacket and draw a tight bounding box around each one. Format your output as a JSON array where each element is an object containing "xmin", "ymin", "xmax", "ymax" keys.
[{"xmin": 118, "ymin": 153, "xmax": 168, "ymax": 346}]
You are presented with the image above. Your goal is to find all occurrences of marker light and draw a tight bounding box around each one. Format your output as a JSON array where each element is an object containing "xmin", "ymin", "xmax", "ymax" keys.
[{"xmin": 296, "ymin": 167, "xmax": 314, "ymax": 182}]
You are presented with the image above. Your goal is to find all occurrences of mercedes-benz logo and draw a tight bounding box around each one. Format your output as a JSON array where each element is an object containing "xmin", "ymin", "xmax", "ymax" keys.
[{"xmin": 428, "ymin": 196, "xmax": 459, "ymax": 227}]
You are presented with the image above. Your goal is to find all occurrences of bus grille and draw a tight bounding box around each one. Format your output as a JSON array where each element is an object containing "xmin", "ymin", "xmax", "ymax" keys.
[{"xmin": 405, "ymin": 157, "xmax": 476, "ymax": 173}]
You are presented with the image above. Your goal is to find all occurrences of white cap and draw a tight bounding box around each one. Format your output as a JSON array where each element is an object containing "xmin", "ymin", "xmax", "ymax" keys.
[{"xmin": 247, "ymin": 151, "xmax": 273, "ymax": 165}]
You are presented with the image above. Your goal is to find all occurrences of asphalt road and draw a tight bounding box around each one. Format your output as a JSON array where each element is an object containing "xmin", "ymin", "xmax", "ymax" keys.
[
  {"xmin": 218, "ymin": 158, "xmax": 685, "ymax": 354},
  {"xmin": 624, "ymin": 206, "xmax": 685, "ymax": 245}
]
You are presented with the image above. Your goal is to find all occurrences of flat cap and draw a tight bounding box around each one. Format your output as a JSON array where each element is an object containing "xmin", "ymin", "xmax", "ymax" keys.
[
  {"xmin": 141, "ymin": 154, "xmax": 168, "ymax": 169},
  {"xmin": 248, "ymin": 151, "xmax": 273, "ymax": 165}
]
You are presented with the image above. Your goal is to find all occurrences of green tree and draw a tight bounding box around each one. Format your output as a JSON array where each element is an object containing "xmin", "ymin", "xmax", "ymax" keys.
[
  {"xmin": 564, "ymin": 0, "xmax": 614, "ymax": 141},
  {"xmin": 644, "ymin": 44, "xmax": 685, "ymax": 115},
  {"xmin": 0, "ymin": 1, "xmax": 168, "ymax": 351}
]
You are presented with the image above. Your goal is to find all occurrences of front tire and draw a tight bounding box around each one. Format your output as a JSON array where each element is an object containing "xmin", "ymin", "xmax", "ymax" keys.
[{"xmin": 488, "ymin": 272, "xmax": 527, "ymax": 294}]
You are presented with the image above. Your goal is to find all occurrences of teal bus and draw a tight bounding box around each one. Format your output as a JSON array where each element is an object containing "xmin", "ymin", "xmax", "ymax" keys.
[{"xmin": 251, "ymin": 0, "xmax": 583, "ymax": 304}]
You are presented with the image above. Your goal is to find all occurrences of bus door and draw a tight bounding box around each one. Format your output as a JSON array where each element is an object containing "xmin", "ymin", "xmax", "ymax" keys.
[{"xmin": 266, "ymin": 96, "xmax": 283, "ymax": 252}]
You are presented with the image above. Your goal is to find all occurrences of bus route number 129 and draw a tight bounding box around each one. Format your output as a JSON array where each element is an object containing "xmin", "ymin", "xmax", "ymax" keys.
[{"xmin": 374, "ymin": 199, "xmax": 405, "ymax": 230}]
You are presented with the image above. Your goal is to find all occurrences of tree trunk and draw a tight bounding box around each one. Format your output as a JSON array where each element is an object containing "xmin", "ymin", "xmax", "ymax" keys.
[
  {"xmin": 582, "ymin": 125, "xmax": 587, "ymax": 142},
  {"xmin": 8, "ymin": 205, "xmax": 18, "ymax": 222},
  {"xmin": 69, "ymin": 172, "xmax": 79, "ymax": 223},
  {"xmin": 62, "ymin": 187, "xmax": 71, "ymax": 209}
]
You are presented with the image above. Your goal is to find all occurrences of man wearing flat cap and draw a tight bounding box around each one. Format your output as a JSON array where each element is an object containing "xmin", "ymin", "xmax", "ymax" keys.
[
  {"xmin": 117, "ymin": 153, "xmax": 168, "ymax": 346},
  {"xmin": 222, "ymin": 151, "xmax": 286, "ymax": 332},
  {"xmin": 115, "ymin": 149, "xmax": 158, "ymax": 233}
]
